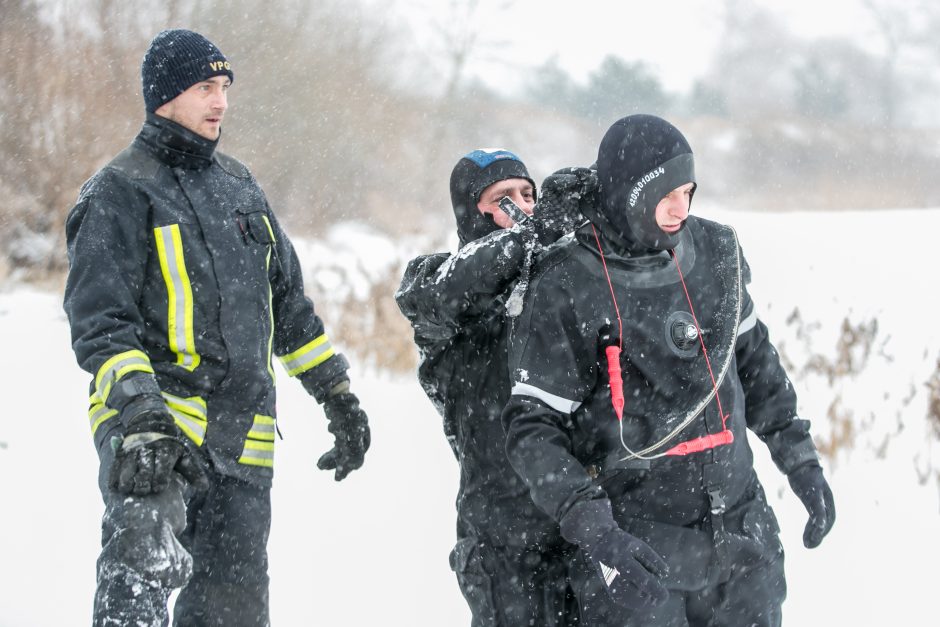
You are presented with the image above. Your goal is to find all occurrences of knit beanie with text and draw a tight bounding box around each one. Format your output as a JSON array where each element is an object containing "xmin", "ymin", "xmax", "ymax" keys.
[{"xmin": 141, "ymin": 29, "xmax": 234, "ymax": 113}]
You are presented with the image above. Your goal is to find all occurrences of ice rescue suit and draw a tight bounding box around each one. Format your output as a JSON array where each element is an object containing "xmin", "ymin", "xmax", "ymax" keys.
[
  {"xmin": 503, "ymin": 218, "xmax": 819, "ymax": 625},
  {"xmin": 64, "ymin": 113, "xmax": 348, "ymax": 625},
  {"xmin": 395, "ymin": 149, "xmax": 575, "ymax": 626}
]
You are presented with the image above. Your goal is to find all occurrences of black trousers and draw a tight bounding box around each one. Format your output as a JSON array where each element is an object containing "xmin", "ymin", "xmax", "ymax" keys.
[
  {"xmin": 93, "ymin": 439, "xmax": 271, "ymax": 627},
  {"xmin": 569, "ymin": 487, "xmax": 787, "ymax": 627},
  {"xmin": 570, "ymin": 544, "xmax": 785, "ymax": 627},
  {"xmin": 450, "ymin": 537, "xmax": 579, "ymax": 627}
]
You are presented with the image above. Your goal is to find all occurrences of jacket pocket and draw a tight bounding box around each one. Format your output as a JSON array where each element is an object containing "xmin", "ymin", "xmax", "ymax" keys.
[
  {"xmin": 234, "ymin": 208, "xmax": 277, "ymax": 380},
  {"xmin": 236, "ymin": 208, "xmax": 276, "ymax": 246},
  {"xmin": 449, "ymin": 538, "xmax": 497, "ymax": 623}
]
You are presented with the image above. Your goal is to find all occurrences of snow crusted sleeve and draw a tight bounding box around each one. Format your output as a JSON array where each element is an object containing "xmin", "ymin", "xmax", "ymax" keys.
[{"xmin": 395, "ymin": 229, "xmax": 525, "ymax": 342}]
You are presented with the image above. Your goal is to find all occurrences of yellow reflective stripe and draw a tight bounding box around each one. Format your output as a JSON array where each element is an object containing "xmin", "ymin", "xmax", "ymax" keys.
[
  {"xmin": 246, "ymin": 414, "xmax": 276, "ymax": 442},
  {"xmin": 240, "ymin": 414, "xmax": 276, "ymax": 467},
  {"xmin": 154, "ymin": 224, "xmax": 200, "ymax": 372},
  {"xmin": 88, "ymin": 402, "xmax": 118, "ymax": 436},
  {"xmin": 261, "ymin": 215, "xmax": 277, "ymax": 244},
  {"xmin": 93, "ymin": 350, "xmax": 153, "ymax": 404},
  {"xmin": 168, "ymin": 408, "xmax": 207, "ymax": 447},
  {"xmin": 266, "ymin": 248, "xmax": 275, "ymax": 381},
  {"xmin": 160, "ymin": 392, "xmax": 207, "ymax": 447},
  {"xmin": 239, "ymin": 439, "xmax": 275, "ymax": 467},
  {"xmin": 279, "ymin": 334, "xmax": 335, "ymax": 377},
  {"xmin": 161, "ymin": 392, "xmax": 208, "ymax": 421}
]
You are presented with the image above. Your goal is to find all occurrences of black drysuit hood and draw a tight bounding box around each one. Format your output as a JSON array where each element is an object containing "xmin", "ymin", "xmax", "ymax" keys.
[
  {"xmin": 449, "ymin": 149, "xmax": 536, "ymax": 246},
  {"xmin": 588, "ymin": 114, "xmax": 697, "ymax": 255}
]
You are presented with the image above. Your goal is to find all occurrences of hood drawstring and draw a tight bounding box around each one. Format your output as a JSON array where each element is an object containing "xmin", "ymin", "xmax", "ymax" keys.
[{"xmin": 591, "ymin": 224, "xmax": 734, "ymax": 460}]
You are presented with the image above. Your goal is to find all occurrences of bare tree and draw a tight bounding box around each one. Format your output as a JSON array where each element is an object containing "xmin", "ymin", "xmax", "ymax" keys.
[{"xmin": 0, "ymin": 0, "xmax": 441, "ymax": 275}]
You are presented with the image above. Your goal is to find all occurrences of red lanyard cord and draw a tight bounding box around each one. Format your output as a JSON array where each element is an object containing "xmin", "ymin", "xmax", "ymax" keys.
[
  {"xmin": 589, "ymin": 226, "xmax": 733, "ymax": 458},
  {"xmin": 591, "ymin": 225, "xmax": 626, "ymax": 421},
  {"xmin": 591, "ymin": 225, "xmax": 623, "ymax": 349},
  {"xmin": 668, "ymin": 249, "xmax": 728, "ymax": 431},
  {"xmin": 662, "ymin": 247, "xmax": 734, "ymax": 457}
]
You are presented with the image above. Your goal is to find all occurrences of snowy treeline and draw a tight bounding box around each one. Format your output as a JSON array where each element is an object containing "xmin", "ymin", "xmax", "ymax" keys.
[{"xmin": 3, "ymin": 0, "xmax": 940, "ymax": 280}]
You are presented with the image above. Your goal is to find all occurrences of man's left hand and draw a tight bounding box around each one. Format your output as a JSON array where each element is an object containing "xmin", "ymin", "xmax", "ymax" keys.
[
  {"xmin": 787, "ymin": 463, "xmax": 836, "ymax": 548},
  {"xmin": 318, "ymin": 390, "xmax": 370, "ymax": 481}
]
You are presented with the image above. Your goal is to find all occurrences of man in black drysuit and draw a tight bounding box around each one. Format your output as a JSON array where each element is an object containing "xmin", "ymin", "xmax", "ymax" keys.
[
  {"xmin": 396, "ymin": 149, "xmax": 585, "ymax": 626},
  {"xmin": 63, "ymin": 29, "xmax": 370, "ymax": 626},
  {"xmin": 502, "ymin": 115, "xmax": 836, "ymax": 626}
]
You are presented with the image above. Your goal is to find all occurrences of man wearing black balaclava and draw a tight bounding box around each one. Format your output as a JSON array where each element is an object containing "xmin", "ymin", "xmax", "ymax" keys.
[
  {"xmin": 502, "ymin": 115, "xmax": 836, "ymax": 626},
  {"xmin": 396, "ymin": 148, "xmax": 586, "ymax": 626}
]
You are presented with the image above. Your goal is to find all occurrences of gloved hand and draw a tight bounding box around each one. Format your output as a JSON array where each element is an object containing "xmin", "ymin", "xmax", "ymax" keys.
[
  {"xmin": 108, "ymin": 399, "xmax": 208, "ymax": 496},
  {"xmin": 584, "ymin": 528, "xmax": 670, "ymax": 610},
  {"xmin": 318, "ymin": 385, "xmax": 370, "ymax": 481},
  {"xmin": 468, "ymin": 229, "xmax": 526, "ymax": 294},
  {"xmin": 787, "ymin": 463, "xmax": 836, "ymax": 548},
  {"xmin": 534, "ymin": 166, "xmax": 598, "ymax": 245},
  {"xmin": 560, "ymin": 498, "xmax": 668, "ymax": 610}
]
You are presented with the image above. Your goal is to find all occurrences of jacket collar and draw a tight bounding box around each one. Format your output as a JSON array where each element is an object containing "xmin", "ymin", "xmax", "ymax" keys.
[
  {"xmin": 575, "ymin": 221, "xmax": 680, "ymax": 269},
  {"xmin": 135, "ymin": 112, "xmax": 218, "ymax": 170}
]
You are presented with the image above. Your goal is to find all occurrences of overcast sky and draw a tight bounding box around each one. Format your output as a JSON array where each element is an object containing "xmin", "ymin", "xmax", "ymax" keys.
[{"xmin": 386, "ymin": 0, "xmax": 884, "ymax": 94}]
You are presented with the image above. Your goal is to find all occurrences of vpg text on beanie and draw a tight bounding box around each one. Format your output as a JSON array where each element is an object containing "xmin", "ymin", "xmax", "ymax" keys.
[
  {"xmin": 589, "ymin": 114, "xmax": 696, "ymax": 253},
  {"xmin": 141, "ymin": 29, "xmax": 234, "ymax": 113},
  {"xmin": 449, "ymin": 149, "xmax": 536, "ymax": 246}
]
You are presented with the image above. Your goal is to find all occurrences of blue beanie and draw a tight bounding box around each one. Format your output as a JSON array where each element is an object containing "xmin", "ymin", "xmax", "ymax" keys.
[{"xmin": 141, "ymin": 29, "xmax": 234, "ymax": 113}]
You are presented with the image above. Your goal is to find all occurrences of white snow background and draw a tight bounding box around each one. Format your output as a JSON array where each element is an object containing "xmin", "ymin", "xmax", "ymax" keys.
[{"xmin": 1, "ymin": 207, "xmax": 938, "ymax": 625}]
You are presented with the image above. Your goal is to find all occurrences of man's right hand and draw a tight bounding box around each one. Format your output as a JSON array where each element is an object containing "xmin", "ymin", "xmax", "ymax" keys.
[
  {"xmin": 108, "ymin": 407, "xmax": 208, "ymax": 496},
  {"xmin": 561, "ymin": 499, "xmax": 669, "ymax": 611}
]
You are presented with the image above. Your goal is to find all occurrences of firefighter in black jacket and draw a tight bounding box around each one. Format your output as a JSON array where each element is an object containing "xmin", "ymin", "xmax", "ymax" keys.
[
  {"xmin": 396, "ymin": 149, "xmax": 579, "ymax": 626},
  {"xmin": 63, "ymin": 30, "xmax": 370, "ymax": 626},
  {"xmin": 502, "ymin": 115, "xmax": 836, "ymax": 626}
]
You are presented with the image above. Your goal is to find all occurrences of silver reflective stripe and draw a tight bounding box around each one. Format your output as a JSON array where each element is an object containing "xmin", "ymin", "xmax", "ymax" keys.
[
  {"xmin": 738, "ymin": 307, "xmax": 758, "ymax": 336},
  {"xmin": 94, "ymin": 350, "xmax": 152, "ymax": 403},
  {"xmin": 240, "ymin": 446, "xmax": 274, "ymax": 462},
  {"xmin": 169, "ymin": 408, "xmax": 207, "ymax": 445},
  {"xmin": 241, "ymin": 416, "xmax": 276, "ymax": 467},
  {"xmin": 239, "ymin": 440, "xmax": 275, "ymax": 467},
  {"xmin": 162, "ymin": 392, "xmax": 207, "ymax": 421},
  {"xmin": 154, "ymin": 225, "xmax": 198, "ymax": 371},
  {"xmin": 280, "ymin": 336, "xmax": 334, "ymax": 376},
  {"xmin": 88, "ymin": 404, "xmax": 117, "ymax": 435},
  {"xmin": 511, "ymin": 382, "xmax": 582, "ymax": 414},
  {"xmin": 247, "ymin": 419, "xmax": 276, "ymax": 441}
]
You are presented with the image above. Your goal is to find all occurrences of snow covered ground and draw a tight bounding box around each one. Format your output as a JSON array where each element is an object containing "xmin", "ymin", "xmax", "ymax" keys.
[{"xmin": 1, "ymin": 207, "xmax": 938, "ymax": 626}]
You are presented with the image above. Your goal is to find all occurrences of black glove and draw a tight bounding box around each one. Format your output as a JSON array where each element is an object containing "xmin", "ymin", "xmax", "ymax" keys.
[
  {"xmin": 585, "ymin": 528, "xmax": 671, "ymax": 610},
  {"xmin": 108, "ymin": 399, "xmax": 208, "ymax": 496},
  {"xmin": 561, "ymin": 499, "xmax": 668, "ymax": 610},
  {"xmin": 318, "ymin": 387, "xmax": 370, "ymax": 481},
  {"xmin": 787, "ymin": 463, "xmax": 836, "ymax": 548},
  {"xmin": 534, "ymin": 166, "xmax": 598, "ymax": 245}
]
